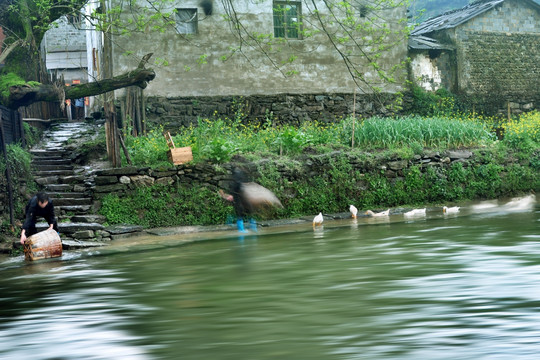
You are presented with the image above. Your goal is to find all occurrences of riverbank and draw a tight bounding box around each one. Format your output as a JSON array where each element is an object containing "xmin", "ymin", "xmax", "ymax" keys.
[
  {"xmin": 1, "ymin": 193, "xmax": 537, "ymax": 262},
  {"xmin": 1, "ymin": 112, "xmax": 538, "ymax": 251}
]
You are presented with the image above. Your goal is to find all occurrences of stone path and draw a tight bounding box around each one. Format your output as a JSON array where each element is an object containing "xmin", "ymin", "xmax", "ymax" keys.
[{"xmin": 31, "ymin": 121, "xmax": 108, "ymax": 248}]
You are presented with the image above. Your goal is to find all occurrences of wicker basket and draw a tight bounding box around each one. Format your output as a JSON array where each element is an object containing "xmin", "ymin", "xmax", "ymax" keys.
[{"xmin": 23, "ymin": 228, "xmax": 62, "ymax": 261}]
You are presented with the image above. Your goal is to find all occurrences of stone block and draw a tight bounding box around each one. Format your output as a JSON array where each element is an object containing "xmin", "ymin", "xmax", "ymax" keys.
[
  {"xmin": 156, "ymin": 177, "xmax": 174, "ymax": 186},
  {"xmin": 73, "ymin": 185, "xmax": 86, "ymax": 192},
  {"xmin": 388, "ymin": 160, "xmax": 408, "ymax": 171},
  {"xmin": 130, "ymin": 175, "xmax": 155, "ymax": 186},
  {"xmin": 151, "ymin": 170, "xmax": 177, "ymax": 178},
  {"xmin": 94, "ymin": 183, "xmax": 128, "ymax": 193},
  {"xmin": 96, "ymin": 166, "xmax": 139, "ymax": 176},
  {"xmin": 95, "ymin": 176, "xmax": 119, "ymax": 185},
  {"xmin": 446, "ymin": 150, "xmax": 472, "ymax": 160},
  {"xmin": 105, "ymin": 224, "xmax": 144, "ymax": 235},
  {"xmin": 73, "ymin": 230, "xmax": 95, "ymax": 239}
]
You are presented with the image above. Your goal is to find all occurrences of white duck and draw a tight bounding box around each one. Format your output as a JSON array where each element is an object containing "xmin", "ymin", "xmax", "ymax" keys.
[
  {"xmin": 443, "ymin": 206, "xmax": 460, "ymax": 214},
  {"xmin": 503, "ymin": 194, "xmax": 536, "ymax": 211},
  {"xmin": 404, "ymin": 208, "xmax": 426, "ymax": 217},
  {"xmin": 365, "ymin": 209, "xmax": 390, "ymax": 217},
  {"xmin": 313, "ymin": 212, "xmax": 324, "ymax": 226},
  {"xmin": 349, "ymin": 205, "xmax": 358, "ymax": 219}
]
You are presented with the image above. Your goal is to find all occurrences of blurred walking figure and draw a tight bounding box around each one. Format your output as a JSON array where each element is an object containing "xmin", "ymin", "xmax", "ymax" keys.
[{"xmin": 219, "ymin": 168, "xmax": 282, "ymax": 232}]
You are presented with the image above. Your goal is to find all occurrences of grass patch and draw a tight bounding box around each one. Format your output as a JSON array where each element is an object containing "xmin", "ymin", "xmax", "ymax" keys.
[{"xmin": 124, "ymin": 115, "xmax": 496, "ymax": 168}]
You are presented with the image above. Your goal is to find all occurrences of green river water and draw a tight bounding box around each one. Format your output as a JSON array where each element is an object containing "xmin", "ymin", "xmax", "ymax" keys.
[{"xmin": 0, "ymin": 197, "xmax": 539, "ymax": 360}]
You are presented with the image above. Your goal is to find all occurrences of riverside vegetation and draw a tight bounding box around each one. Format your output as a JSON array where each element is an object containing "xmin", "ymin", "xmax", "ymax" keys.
[
  {"xmin": 2, "ymin": 90, "xmax": 539, "ymax": 231},
  {"xmin": 98, "ymin": 91, "xmax": 538, "ymax": 228}
]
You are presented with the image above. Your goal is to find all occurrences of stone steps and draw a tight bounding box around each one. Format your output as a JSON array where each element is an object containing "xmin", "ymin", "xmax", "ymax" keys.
[
  {"xmin": 53, "ymin": 198, "xmax": 93, "ymax": 206},
  {"xmin": 56, "ymin": 205, "xmax": 93, "ymax": 214},
  {"xmin": 33, "ymin": 169, "xmax": 75, "ymax": 177},
  {"xmin": 29, "ymin": 121, "xmax": 105, "ymax": 243},
  {"xmin": 32, "ymin": 159, "xmax": 72, "ymax": 166},
  {"xmin": 33, "ymin": 164, "xmax": 74, "ymax": 171},
  {"xmin": 30, "ymin": 150, "xmax": 66, "ymax": 158},
  {"xmin": 47, "ymin": 191, "xmax": 87, "ymax": 199},
  {"xmin": 44, "ymin": 184, "xmax": 74, "ymax": 192}
]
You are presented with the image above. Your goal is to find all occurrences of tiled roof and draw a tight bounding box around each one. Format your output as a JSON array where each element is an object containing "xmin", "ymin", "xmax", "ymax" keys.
[
  {"xmin": 411, "ymin": 0, "xmax": 505, "ymax": 35},
  {"xmin": 408, "ymin": 35, "xmax": 455, "ymax": 50}
]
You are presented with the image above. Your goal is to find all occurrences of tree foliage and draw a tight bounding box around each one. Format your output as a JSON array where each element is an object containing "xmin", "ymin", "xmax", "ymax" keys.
[{"xmin": 0, "ymin": 0, "xmax": 157, "ymax": 109}]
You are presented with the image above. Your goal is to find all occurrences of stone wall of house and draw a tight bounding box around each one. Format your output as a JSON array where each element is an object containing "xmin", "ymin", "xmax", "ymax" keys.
[
  {"xmin": 457, "ymin": 32, "xmax": 540, "ymax": 103},
  {"xmin": 143, "ymin": 93, "xmax": 409, "ymax": 131},
  {"xmin": 452, "ymin": 0, "xmax": 540, "ymax": 113}
]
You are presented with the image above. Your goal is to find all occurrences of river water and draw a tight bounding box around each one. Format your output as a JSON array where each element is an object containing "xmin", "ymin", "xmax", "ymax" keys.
[{"xmin": 0, "ymin": 197, "xmax": 538, "ymax": 360}]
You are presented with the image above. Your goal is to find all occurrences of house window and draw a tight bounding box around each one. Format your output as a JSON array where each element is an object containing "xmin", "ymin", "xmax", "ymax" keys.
[
  {"xmin": 176, "ymin": 8, "xmax": 198, "ymax": 34},
  {"xmin": 354, "ymin": 1, "xmax": 369, "ymax": 18},
  {"xmin": 273, "ymin": 1, "xmax": 301, "ymax": 39},
  {"xmin": 66, "ymin": 13, "xmax": 83, "ymax": 29},
  {"xmin": 358, "ymin": 5, "xmax": 368, "ymax": 18}
]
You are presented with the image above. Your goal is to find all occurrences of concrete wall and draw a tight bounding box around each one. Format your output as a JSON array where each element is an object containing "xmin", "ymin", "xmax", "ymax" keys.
[
  {"xmin": 84, "ymin": 0, "xmax": 104, "ymax": 114},
  {"xmin": 409, "ymin": 50, "xmax": 455, "ymax": 92},
  {"xmin": 109, "ymin": 0, "xmax": 408, "ymax": 123}
]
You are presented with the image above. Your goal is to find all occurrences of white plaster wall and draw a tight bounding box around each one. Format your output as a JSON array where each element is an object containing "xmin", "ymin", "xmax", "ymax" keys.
[
  {"xmin": 84, "ymin": 0, "xmax": 105, "ymax": 113},
  {"xmin": 410, "ymin": 53, "xmax": 442, "ymax": 91},
  {"xmin": 109, "ymin": 0, "xmax": 408, "ymax": 98}
]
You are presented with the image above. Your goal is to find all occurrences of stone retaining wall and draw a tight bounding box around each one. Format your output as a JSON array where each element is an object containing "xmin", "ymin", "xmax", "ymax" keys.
[
  {"xmin": 142, "ymin": 93, "xmax": 409, "ymax": 132},
  {"xmin": 91, "ymin": 149, "xmax": 476, "ymax": 203}
]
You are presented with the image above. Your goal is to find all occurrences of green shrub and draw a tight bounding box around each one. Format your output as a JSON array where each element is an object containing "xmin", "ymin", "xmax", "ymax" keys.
[
  {"xmin": 100, "ymin": 184, "xmax": 233, "ymax": 227},
  {"xmin": 0, "ymin": 144, "xmax": 37, "ymax": 218},
  {"xmin": 23, "ymin": 122, "xmax": 43, "ymax": 148}
]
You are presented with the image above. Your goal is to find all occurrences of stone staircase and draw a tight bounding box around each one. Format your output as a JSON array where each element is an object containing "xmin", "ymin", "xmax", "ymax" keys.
[{"xmin": 31, "ymin": 121, "xmax": 110, "ymax": 247}]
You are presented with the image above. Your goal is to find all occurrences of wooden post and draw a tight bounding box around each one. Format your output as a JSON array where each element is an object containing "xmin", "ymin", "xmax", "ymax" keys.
[
  {"xmin": 101, "ymin": 0, "xmax": 120, "ymax": 167},
  {"xmin": 507, "ymin": 101, "xmax": 511, "ymax": 121},
  {"xmin": 104, "ymin": 102, "xmax": 121, "ymax": 167},
  {"xmin": 351, "ymin": 88, "xmax": 356, "ymax": 148},
  {"xmin": 118, "ymin": 130, "xmax": 133, "ymax": 165},
  {"xmin": 0, "ymin": 114, "xmax": 15, "ymax": 228},
  {"xmin": 135, "ymin": 88, "xmax": 142, "ymax": 136},
  {"xmin": 141, "ymin": 88, "xmax": 146, "ymax": 135}
]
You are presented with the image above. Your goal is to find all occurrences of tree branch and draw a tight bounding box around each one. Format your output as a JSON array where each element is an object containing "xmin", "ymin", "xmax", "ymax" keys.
[
  {"xmin": 0, "ymin": 39, "xmax": 24, "ymax": 64},
  {"xmin": 5, "ymin": 59, "xmax": 156, "ymax": 109}
]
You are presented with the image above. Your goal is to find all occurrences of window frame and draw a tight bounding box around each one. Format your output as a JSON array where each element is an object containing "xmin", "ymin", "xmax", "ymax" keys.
[
  {"xmin": 176, "ymin": 8, "xmax": 198, "ymax": 35},
  {"xmin": 273, "ymin": 1, "xmax": 302, "ymax": 40},
  {"xmin": 66, "ymin": 13, "xmax": 83, "ymax": 29}
]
